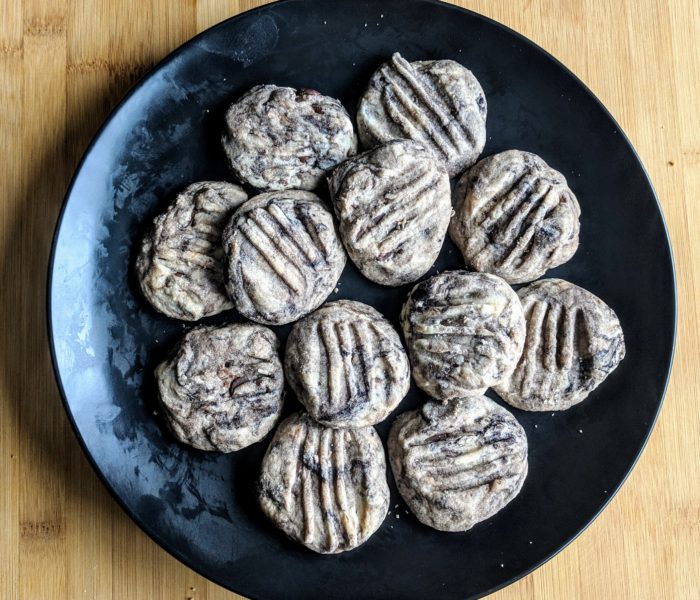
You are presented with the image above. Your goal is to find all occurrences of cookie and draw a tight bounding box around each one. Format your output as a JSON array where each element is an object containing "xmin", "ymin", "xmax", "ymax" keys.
[
  {"xmin": 356, "ymin": 52, "xmax": 487, "ymax": 177},
  {"xmin": 388, "ymin": 396, "xmax": 528, "ymax": 532},
  {"xmin": 222, "ymin": 84, "xmax": 357, "ymax": 191},
  {"xmin": 155, "ymin": 323, "xmax": 284, "ymax": 452},
  {"xmin": 258, "ymin": 412, "xmax": 389, "ymax": 554},
  {"xmin": 222, "ymin": 190, "xmax": 346, "ymax": 325},
  {"xmin": 401, "ymin": 271, "xmax": 526, "ymax": 400},
  {"xmin": 135, "ymin": 181, "xmax": 248, "ymax": 321},
  {"xmin": 494, "ymin": 279, "xmax": 625, "ymax": 411},
  {"xmin": 450, "ymin": 150, "xmax": 581, "ymax": 284},
  {"xmin": 285, "ymin": 300, "xmax": 410, "ymax": 428},
  {"xmin": 328, "ymin": 139, "xmax": 451, "ymax": 286}
]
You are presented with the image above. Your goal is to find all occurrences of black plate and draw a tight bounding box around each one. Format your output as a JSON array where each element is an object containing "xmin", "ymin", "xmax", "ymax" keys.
[{"xmin": 48, "ymin": 1, "xmax": 676, "ymax": 598}]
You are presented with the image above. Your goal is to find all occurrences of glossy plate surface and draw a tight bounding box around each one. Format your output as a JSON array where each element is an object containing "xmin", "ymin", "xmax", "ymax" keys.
[{"xmin": 48, "ymin": 1, "xmax": 676, "ymax": 598}]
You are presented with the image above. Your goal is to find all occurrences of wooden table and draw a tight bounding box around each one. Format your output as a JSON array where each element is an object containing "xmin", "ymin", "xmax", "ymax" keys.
[{"xmin": 1, "ymin": 1, "xmax": 698, "ymax": 598}]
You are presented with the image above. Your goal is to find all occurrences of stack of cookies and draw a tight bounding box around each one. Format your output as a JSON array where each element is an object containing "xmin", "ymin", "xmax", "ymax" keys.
[{"xmin": 133, "ymin": 52, "xmax": 625, "ymax": 554}]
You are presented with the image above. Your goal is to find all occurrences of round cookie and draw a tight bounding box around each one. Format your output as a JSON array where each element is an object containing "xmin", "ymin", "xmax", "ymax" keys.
[
  {"xmin": 328, "ymin": 139, "xmax": 451, "ymax": 286},
  {"xmin": 135, "ymin": 181, "xmax": 248, "ymax": 321},
  {"xmin": 258, "ymin": 412, "xmax": 389, "ymax": 554},
  {"xmin": 450, "ymin": 150, "xmax": 581, "ymax": 284},
  {"xmin": 357, "ymin": 52, "xmax": 487, "ymax": 177},
  {"xmin": 388, "ymin": 396, "xmax": 528, "ymax": 532},
  {"xmin": 285, "ymin": 300, "xmax": 410, "ymax": 428},
  {"xmin": 222, "ymin": 190, "xmax": 346, "ymax": 326},
  {"xmin": 222, "ymin": 84, "xmax": 357, "ymax": 191},
  {"xmin": 494, "ymin": 278, "xmax": 625, "ymax": 411},
  {"xmin": 155, "ymin": 323, "xmax": 284, "ymax": 452},
  {"xmin": 401, "ymin": 271, "xmax": 526, "ymax": 400}
]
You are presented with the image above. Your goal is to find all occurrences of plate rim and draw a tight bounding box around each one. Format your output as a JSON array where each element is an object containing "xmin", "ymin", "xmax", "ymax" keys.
[{"xmin": 46, "ymin": 0, "xmax": 678, "ymax": 597}]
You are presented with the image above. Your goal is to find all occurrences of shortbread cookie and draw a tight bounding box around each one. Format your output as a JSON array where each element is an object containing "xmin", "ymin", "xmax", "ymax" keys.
[
  {"xmin": 155, "ymin": 323, "xmax": 284, "ymax": 452},
  {"xmin": 494, "ymin": 279, "xmax": 625, "ymax": 411},
  {"xmin": 285, "ymin": 300, "xmax": 410, "ymax": 428},
  {"xmin": 357, "ymin": 52, "xmax": 486, "ymax": 176},
  {"xmin": 328, "ymin": 139, "xmax": 451, "ymax": 286},
  {"xmin": 401, "ymin": 271, "xmax": 526, "ymax": 400},
  {"xmin": 222, "ymin": 190, "xmax": 346, "ymax": 325},
  {"xmin": 450, "ymin": 150, "xmax": 581, "ymax": 284},
  {"xmin": 389, "ymin": 396, "xmax": 528, "ymax": 532},
  {"xmin": 222, "ymin": 84, "xmax": 357, "ymax": 191},
  {"xmin": 258, "ymin": 412, "xmax": 389, "ymax": 553},
  {"xmin": 136, "ymin": 181, "xmax": 248, "ymax": 321}
]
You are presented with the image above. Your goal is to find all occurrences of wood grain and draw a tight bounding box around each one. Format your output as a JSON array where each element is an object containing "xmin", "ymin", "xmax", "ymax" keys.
[{"xmin": 1, "ymin": 1, "xmax": 698, "ymax": 598}]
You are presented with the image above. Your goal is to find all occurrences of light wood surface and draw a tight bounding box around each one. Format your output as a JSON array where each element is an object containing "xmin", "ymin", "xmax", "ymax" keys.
[{"xmin": 1, "ymin": 0, "xmax": 698, "ymax": 598}]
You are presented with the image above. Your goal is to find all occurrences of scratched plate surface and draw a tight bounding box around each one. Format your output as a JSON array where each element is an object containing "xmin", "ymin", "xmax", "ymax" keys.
[{"xmin": 48, "ymin": 1, "xmax": 675, "ymax": 598}]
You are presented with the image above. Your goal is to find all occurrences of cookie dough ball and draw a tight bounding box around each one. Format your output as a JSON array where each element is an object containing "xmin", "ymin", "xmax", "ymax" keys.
[
  {"xmin": 155, "ymin": 323, "xmax": 284, "ymax": 452},
  {"xmin": 222, "ymin": 190, "xmax": 346, "ymax": 325},
  {"xmin": 328, "ymin": 140, "xmax": 451, "ymax": 286},
  {"xmin": 401, "ymin": 271, "xmax": 526, "ymax": 400},
  {"xmin": 494, "ymin": 279, "xmax": 625, "ymax": 411},
  {"xmin": 357, "ymin": 52, "xmax": 486, "ymax": 177},
  {"xmin": 258, "ymin": 412, "xmax": 389, "ymax": 554},
  {"xmin": 222, "ymin": 84, "xmax": 357, "ymax": 191},
  {"xmin": 388, "ymin": 396, "xmax": 528, "ymax": 532},
  {"xmin": 135, "ymin": 181, "xmax": 248, "ymax": 321},
  {"xmin": 450, "ymin": 150, "xmax": 581, "ymax": 284},
  {"xmin": 285, "ymin": 300, "xmax": 410, "ymax": 428}
]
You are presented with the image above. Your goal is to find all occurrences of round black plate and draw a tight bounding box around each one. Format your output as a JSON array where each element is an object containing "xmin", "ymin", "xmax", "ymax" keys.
[{"xmin": 48, "ymin": 1, "xmax": 676, "ymax": 598}]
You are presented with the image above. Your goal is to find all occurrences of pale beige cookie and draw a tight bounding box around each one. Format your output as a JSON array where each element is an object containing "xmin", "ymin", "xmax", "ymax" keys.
[
  {"xmin": 155, "ymin": 323, "xmax": 284, "ymax": 452},
  {"xmin": 222, "ymin": 190, "xmax": 346, "ymax": 326},
  {"xmin": 357, "ymin": 52, "xmax": 486, "ymax": 176},
  {"xmin": 401, "ymin": 271, "xmax": 526, "ymax": 400},
  {"xmin": 388, "ymin": 396, "xmax": 528, "ymax": 532},
  {"xmin": 222, "ymin": 84, "xmax": 357, "ymax": 191},
  {"xmin": 285, "ymin": 300, "xmax": 410, "ymax": 428},
  {"xmin": 258, "ymin": 412, "xmax": 389, "ymax": 554},
  {"xmin": 494, "ymin": 279, "xmax": 625, "ymax": 411},
  {"xmin": 450, "ymin": 150, "xmax": 581, "ymax": 284},
  {"xmin": 135, "ymin": 181, "xmax": 248, "ymax": 321},
  {"xmin": 328, "ymin": 140, "xmax": 451, "ymax": 286}
]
